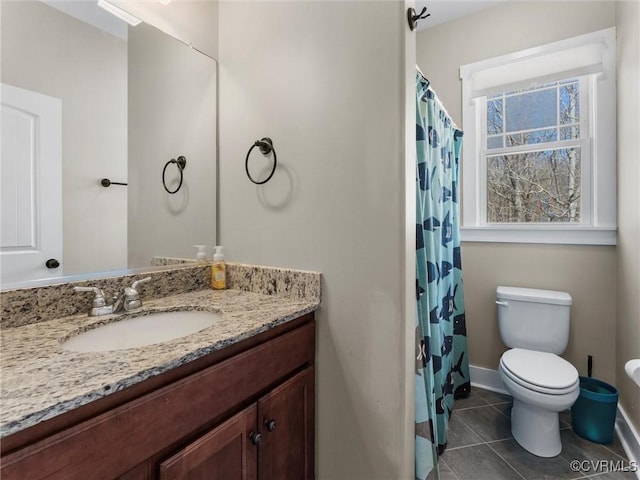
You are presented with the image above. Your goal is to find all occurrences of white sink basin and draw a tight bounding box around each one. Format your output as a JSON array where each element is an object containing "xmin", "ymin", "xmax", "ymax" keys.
[{"xmin": 62, "ymin": 310, "xmax": 220, "ymax": 352}]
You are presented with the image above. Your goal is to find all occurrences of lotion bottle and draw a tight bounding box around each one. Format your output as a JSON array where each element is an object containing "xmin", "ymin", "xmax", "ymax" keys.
[{"xmin": 212, "ymin": 246, "xmax": 226, "ymax": 289}]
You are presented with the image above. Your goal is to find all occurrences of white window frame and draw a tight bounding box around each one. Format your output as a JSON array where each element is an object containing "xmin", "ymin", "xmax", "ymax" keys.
[{"xmin": 459, "ymin": 28, "xmax": 617, "ymax": 245}]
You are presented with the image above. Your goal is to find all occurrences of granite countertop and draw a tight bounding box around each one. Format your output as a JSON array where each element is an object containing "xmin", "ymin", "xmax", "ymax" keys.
[{"xmin": 0, "ymin": 288, "xmax": 319, "ymax": 438}]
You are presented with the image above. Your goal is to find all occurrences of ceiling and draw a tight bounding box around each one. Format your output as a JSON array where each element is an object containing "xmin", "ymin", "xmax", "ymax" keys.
[{"xmin": 414, "ymin": 0, "xmax": 506, "ymax": 31}]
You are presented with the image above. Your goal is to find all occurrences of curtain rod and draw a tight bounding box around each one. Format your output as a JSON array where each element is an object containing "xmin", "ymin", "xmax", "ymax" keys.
[{"xmin": 415, "ymin": 65, "xmax": 461, "ymax": 132}]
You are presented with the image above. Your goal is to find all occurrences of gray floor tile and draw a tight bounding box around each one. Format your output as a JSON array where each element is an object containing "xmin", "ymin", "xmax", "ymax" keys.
[
  {"xmin": 602, "ymin": 434, "xmax": 630, "ymax": 460},
  {"xmin": 492, "ymin": 402, "xmax": 513, "ymax": 418},
  {"xmin": 447, "ymin": 412, "xmax": 485, "ymax": 449},
  {"xmin": 559, "ymin": 429, "xmax": 627, "ymax": 465},
  {"xmin": 488, "ymin": 438, "xmax": 585, "ymax": 480},
  {"xmin": 586, "ymin": 471, "xmax": 638, "ymax": 479},
  {"xmin": 453, "ymin": 390, "xmax": 490, "ymax": 410},
  {"xmin": 442, "ymin": 444, "xmax": 523, "ymax": 480},
  {"xmin": 427, "ymin": 460, "xmax": 459, "ymax": 480},
  {"xmin": 456, "ymin": 405, "xmax": 513, "ymax": 442},
  {"xmin": 475, "ymin": 389, "xmax": 513, "ymax": 405},
  {"xmin": 560, "ymin": 409, "xmax": 572, "ymax": 429},
  {"xmin": 448, "ymin": 387, "xmax": 636, "ymax": 480},
  {"xmin": 440, "ymin": 459, "xmax": 461, "ymax": 480}
]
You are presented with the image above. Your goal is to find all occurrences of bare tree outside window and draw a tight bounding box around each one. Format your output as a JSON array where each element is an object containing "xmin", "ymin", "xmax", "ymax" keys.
[{"xmin": 485, "ymin": 80, "xmax": 582, "ymax": 223}]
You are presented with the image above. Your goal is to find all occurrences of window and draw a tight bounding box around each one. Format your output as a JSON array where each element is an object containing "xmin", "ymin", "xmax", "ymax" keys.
[
  {"xmin": 485, "ymin": 79, "xmax": 586, "ymax": 224},
  {"xmin": 460, "ymin": 28, "xmax": 616, "ymax": 245}
]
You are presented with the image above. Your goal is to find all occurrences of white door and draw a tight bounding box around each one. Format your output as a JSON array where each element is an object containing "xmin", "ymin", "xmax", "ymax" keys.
[{"xmin": 1, "ymin": 83, "xmax": 62, "ymax": 285}]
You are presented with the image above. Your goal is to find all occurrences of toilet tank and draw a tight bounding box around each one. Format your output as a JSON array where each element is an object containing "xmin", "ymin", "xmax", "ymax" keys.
[{"xmin": 497, "ymin": 286, "xmax": 572, "ymax": 354}]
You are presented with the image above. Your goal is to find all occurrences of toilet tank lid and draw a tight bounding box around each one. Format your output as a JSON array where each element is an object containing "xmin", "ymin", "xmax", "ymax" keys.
[{"xmin": 496, "ymin": 286, "xmax": 572, "ymax": 305}]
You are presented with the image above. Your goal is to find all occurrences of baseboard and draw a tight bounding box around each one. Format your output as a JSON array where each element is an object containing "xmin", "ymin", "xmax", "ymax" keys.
[
  {"xmin": 469, "ymin": 364, "xmax": 508, "ymax": 395},
  {"xmin": 615, "ymin": 403, "xmax": 640, "ymax": 479},
  {"xmin": 470, "ymin": 364, "xmax": 640, "ymax": 478}
]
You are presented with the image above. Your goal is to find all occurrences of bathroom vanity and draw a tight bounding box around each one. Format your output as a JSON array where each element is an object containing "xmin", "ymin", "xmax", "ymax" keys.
[{"xmin": 0, "ymin": 264, "xmax": 320, "ymax": 480}]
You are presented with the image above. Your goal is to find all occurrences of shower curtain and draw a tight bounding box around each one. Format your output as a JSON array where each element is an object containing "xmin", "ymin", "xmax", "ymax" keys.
[{"xmin": 415, "ymin": 70, "xmax": 470, "ymax": 480}]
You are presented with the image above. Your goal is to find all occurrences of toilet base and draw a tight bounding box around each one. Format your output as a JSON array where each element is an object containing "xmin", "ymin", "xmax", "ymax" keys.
[{"xmin": 511, "ymin": 399, "xmax": 561, "ymax": 457}]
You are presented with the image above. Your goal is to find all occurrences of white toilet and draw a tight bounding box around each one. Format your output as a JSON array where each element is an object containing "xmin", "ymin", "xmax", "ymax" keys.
[{"xmin": 496, "ymin": 286, "xmax": 580, "ymax": 458}]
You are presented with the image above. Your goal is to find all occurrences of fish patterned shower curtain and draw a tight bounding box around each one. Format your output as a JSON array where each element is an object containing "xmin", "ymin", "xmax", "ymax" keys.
[{"xmin": 415, "ymin": 70, "xmax": 470, "ymax": 480}]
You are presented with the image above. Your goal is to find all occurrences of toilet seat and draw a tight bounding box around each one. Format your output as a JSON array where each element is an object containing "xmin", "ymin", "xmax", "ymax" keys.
[{"xmin": 500, "ymin": 348, "xmax": 579, "ymax": 395}]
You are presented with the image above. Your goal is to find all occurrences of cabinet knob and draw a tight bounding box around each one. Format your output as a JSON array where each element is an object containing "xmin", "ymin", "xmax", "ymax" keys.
[
  {"xmin": 265, "ymin": 419, "xmax": 277, "ymax": 432},
  {"xmin": 249, "ymin": 432, "xmax": 262, "ymax": 445}
]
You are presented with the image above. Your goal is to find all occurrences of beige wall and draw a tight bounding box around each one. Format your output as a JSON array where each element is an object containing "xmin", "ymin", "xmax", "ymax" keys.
[
  {"xmin": 463, "ymin": 243, "xmax": 617, "ymax": 382},
  {"xmin": 417, "ymin": 2, "xmax": 619, "ymax": 384},
  {"xmin": 615, "ymin": 1, "xmax": 640, "ymax": 432},
  {"xmin": 1, "ymin": 1, "xmax": 128, "ymax": 275},
  {"xmin": 218, "ymin": 2, "xmax": 409, "ymax": 478},
  {"xmin": 127, "ymin": 23, "xmax": 216, "ymax": 267},
  {"xmin": 114, "ymin": 0, "xmax": 218, "ymax": 59}
]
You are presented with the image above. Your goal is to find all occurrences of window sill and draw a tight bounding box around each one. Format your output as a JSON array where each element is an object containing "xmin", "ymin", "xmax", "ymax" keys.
[{"xmin": 460, "ymin": 226, "xmax": 617, "ymax": 246}]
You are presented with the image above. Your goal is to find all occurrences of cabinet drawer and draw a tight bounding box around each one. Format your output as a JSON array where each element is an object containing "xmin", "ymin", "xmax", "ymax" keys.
[{"xmin": 1, "ymin": 322, "xmax": 314, "ymax": 480}]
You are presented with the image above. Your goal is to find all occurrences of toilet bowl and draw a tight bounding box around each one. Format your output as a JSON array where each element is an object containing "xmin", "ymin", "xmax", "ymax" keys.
[
  {"xmin": 499, "ymin": 348, "xmax": 579, "ymax": 457},
  {"xmin": 496, "ymin": 286, "xmax": 579, "ymax": 457}
]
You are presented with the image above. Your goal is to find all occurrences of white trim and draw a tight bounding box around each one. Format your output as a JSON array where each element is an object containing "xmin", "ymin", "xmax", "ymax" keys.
[
  {"xmin": 461, "ymin": 226, "xmax": 617, "ymax": 245},
  {"xmin": 615, "ymin": 403, "xmax": 640, "ymax": 479},
  {"xmin": 469, "ymin": 364, "xmax": 508, "ymax": 395},
  {"xmin": 459, "ymin": 28, "xmax": 614, "ymax": 98},
  {"xmin": 470, "ymin": 365, "xmax": 640, "ymax": 478}
]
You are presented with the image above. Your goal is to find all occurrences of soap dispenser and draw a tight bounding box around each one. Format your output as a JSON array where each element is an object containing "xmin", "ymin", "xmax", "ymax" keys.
[
  {"xmin": 211, "ymin": 246, "xmax": 226, "ymax": 290},
  {"xmin": 193, "ymin": 245, "xmax": 208, "ymax": 263}
]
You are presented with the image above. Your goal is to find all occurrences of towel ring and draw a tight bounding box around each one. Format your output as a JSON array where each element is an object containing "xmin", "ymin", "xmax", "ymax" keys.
[
  {"xmin": 162, "ymin": 156, "xmax": 186, "ymax": 194},
  {"xmin": 245, "ymin": 138, "xmax": 277, "ymax": 185}
]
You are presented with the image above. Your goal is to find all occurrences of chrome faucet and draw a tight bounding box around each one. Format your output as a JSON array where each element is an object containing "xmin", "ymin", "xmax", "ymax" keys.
[{"xmin": 73, "ymin": 277, "xmax": 151, "ymax": 316}]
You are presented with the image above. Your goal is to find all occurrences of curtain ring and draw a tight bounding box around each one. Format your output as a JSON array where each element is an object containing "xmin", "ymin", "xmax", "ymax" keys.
[
  {"xmin": 162, "ymin": 156, "xmax": 186, "ymax": 194},
  {"xmin": 245, "ymin": 138, "xmax": 277, "ymax": 185}
]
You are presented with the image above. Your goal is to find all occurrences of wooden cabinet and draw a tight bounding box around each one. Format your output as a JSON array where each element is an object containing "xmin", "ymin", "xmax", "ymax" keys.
[
  {"xmin": 159, "ymin": 368, "xmax": 314, "ymax": 480},
  {"xmin": 259, "ymin": 368, "xmax": 314, "ymax": 480},
  {"xmin": 1, "ymin": 315, "xmax": 315, "ymax": 480},
  {"xmin": 159, "ymin": 404, "xmax": 258, "ymax": 480}
]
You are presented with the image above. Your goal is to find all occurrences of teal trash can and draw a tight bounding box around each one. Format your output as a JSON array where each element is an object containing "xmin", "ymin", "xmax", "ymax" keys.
[{"xmin": 571, "ymin": 376, "xmax": 618, "ymax": 444}]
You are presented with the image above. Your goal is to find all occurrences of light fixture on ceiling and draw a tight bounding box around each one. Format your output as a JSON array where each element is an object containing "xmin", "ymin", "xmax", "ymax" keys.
[
  {"xmin": 97, "ymin": 0, "xmax": 142, "ymax": 26},
  {"xmin": 158, "ymin": 0, "xmax": 172, "ymax": 4}
]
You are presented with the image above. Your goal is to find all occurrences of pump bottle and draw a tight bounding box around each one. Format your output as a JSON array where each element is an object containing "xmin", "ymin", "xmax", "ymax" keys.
[
  {"xmin": 193, "ymin": 245, "xmax": 208, "ymax": 263},
  {"xmin": 211, "ymin": 246, "xmax": 226, "ymax": 289}
]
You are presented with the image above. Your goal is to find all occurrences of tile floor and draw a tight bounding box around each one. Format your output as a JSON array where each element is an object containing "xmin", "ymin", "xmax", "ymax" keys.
[{"xmin": 428, "ymin": 387, "xmax": 637, "ymax": 480}]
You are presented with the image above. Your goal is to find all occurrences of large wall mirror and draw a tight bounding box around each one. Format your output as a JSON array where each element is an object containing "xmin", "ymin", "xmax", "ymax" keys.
[{"xmin": 0, "ymin": 0, "xmax": 217, "ymax": 289}]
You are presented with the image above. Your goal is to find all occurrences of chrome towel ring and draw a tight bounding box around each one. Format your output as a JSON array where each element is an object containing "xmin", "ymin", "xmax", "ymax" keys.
[
  {"xmin": 162, "ymin": 156, "xmax": 187, "ymax": 194},
  {"xmin": 245, "ymin": 138, "xmax": 277, "ymax": 185}
]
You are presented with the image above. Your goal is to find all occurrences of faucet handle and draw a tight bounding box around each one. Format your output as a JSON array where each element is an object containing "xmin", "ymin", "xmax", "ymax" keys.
[
  {"xmin": 73, "ymin": 286, "xmax": 107, "ymax": 307},
  {"xmin": 122, "ymin": 277, "xmax": 151, "ymax": 312},
  {"xmin": 131, "ymin": 277, "xmax": 151, "ymax": 290}
]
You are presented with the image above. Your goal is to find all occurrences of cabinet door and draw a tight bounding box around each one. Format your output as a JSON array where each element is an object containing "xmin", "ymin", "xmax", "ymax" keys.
[
  {"xmin": 159, "ymin": 404, "xmax": 258, "ymax": 480},
  {"xmin": 258, "ymin": 367, "xmax": 314, "ymax": 480}
]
